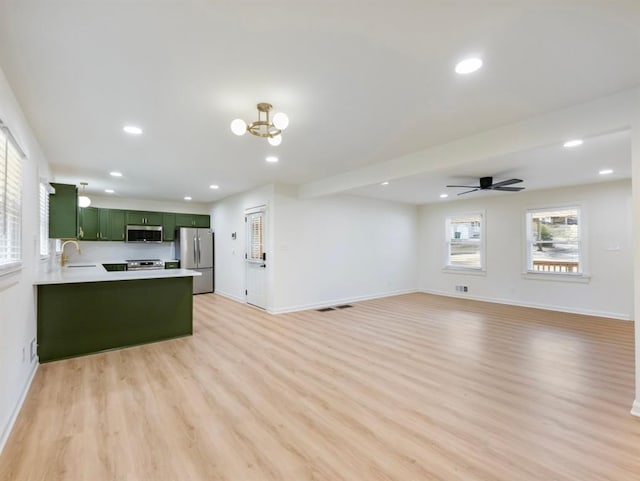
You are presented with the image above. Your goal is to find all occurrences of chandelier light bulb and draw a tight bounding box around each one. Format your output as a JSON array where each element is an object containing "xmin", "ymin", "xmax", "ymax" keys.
[
  {"xmin": 272, "ymin": 112, "xmax": 289, "ymax": 130},
  {"xmin": 268, "ymin": 134, "xmax": 282, "ymax": 147},
  {"xmin": 230, "ymin": 118, "xmax": 247, "ymax": 136}
]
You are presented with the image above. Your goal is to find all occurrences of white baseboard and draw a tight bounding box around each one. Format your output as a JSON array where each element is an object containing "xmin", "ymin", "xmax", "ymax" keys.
[
  {"xmin": 214, "ymin": 290, "xmax": 245, "ymax": 304},
  {"xmin": 268, "ymin": 288, "xmax": 418, "ymax": 315},
  {"xmin": 631, "ymin": 400, "xmax": 640, "ymax": 417},
  {"xmin": 419, "ymin": 289, "xmax": 631, "ymax": 321},
  {"xmin": 0, "ymin": 361, "xmax": 38, "ymax": 455}
]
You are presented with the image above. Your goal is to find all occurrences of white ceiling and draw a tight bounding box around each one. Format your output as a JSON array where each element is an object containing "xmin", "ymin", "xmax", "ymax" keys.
[
  {"xmin": 0, "ymin": 1, "xmax": 639, "ymax": 204},
  {"xmin": 348, "ymin": 129, "xmax": 632, "ymax": 204}
]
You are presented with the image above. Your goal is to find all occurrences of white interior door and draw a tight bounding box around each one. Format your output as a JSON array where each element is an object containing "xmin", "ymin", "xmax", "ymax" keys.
[{"xmin": 245, "ymin": 208, "xmax": 267, "ymax": 309}]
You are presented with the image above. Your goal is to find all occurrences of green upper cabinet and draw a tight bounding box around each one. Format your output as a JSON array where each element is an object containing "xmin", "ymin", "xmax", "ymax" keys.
[
  {"xmin": 109, "ymin": 210, "xmax": 126, "ymax": 241},
  {"xmin": 79, "ymin": 207, "xmax": 99, "ymax": 240},
  {"xmin": 49, "ymin": 183, "xmax": 78, "ymax": 239},
  {"xmin": 126, "ymin": 210, "xmax": 162, "ymax": 226},
  {"xmin": 175, "ymin": 213, "xmax": 210, "ymax": 228},
  {"xmin": 79, "ymin": 208, "xmax": 125, "ymax": 241},
  {"xmin": 194, "ymin": 214, "xmax": 210, "ymax": 228},
  {"xmin": 162, "ymin": 213, "xmax": 176, "ymax": 242}
]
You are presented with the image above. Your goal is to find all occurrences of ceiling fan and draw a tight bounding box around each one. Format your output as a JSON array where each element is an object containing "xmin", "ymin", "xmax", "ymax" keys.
[{"xmin": 446, "ymin": 176, "xmax": 525, "ymax": 196}]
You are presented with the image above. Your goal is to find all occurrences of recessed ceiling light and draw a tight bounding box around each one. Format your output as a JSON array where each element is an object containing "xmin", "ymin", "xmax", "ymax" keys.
[
  {"xmin": 184, "ymin": 196, "xmax": 192, "ymax": 201},
  {"xmin": 104, "ymin": 189, "xmax": 115, "ymax": 194},
  {"xmin": 381, "ymin": 181, "xmax": 389, "ymax": 186},
  {"xmin": 209, "ymin": 184, "xmax": 219, "ymax": 189},
  {"xmin": 110, "ymin": 171, "xmax": 123, "ymax": 177},
  {"xmin": 563, "ymin": 139, "xmax": 583, "ymax": 148},
  {"xmin": 123, "ymin": 125, "xmax": 143, "ymax": 135},
  {"xmin": 599, "ymin": 169, "xmax": 613, "ymax": 175},
  {"xmin": 266, "ymin": 156, "xmax": 279, "ymax": 163},
  {"xmin": 440, "ymin": 193, "xmax": 449, "ymax": 198},
  {"xmin": 455, "ymin": 57, "xmax": 483, "ymax": 75}
]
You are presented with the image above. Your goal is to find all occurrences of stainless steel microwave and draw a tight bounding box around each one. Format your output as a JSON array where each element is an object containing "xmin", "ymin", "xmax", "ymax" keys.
[{"xmin": 126, "ymin": 225, "xmax": 163, "ymax": 243}]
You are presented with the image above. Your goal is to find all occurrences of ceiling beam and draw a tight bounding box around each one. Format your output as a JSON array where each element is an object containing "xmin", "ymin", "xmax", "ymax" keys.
[{"xmin": 298, "ymin": 87, "xmax": 639, "ymax": 199}]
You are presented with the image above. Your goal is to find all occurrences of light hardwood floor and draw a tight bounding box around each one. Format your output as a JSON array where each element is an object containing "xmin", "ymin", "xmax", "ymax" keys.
[{"xmin": 1, "ymin": 293, "xmax": 639, "ymax": 480}]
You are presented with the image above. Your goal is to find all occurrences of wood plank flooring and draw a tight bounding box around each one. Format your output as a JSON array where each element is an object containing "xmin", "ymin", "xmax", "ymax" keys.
[{"xmin": 1, "ymin": 293, "xmax": 639, "ymax": 480}]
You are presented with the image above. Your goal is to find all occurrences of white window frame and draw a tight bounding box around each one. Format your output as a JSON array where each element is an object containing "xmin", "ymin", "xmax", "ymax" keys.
[
  {"xmin": 0, "ymin": 123, "xmax": 24, "ymax": 275},
  {"xmin": 523, "ymin": 204, "xmax": 589, "ymax": 282},
  {"xmin": 443, "ymin": 211, "xmax": 485, "ymax": 273}
]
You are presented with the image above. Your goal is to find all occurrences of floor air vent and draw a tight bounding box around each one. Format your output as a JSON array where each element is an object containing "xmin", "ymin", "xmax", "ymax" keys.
[
  {"xmin": 335, "ymin": 304, "xmax": 353, "ymax": 309},
  {"xmin": 317, "ymin": 307, "xmax": 336, "ymax": 312}
]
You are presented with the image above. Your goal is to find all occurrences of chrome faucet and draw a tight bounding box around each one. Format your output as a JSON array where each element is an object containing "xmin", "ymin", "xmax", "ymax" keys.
[{"xmin": 60, "ymin": 240, "xmax": 81, "ymax": 267}]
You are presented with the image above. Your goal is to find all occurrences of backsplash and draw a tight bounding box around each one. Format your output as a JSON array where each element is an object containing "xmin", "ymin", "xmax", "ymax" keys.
[{"xmin": 65, "ymin": 241, "xmax": 177, "ymax": 263}]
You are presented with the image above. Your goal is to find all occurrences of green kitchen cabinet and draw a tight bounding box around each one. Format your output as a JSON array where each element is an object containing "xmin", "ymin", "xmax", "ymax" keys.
[
  {"xmin": 194, "ymin": 214, "xmax": 210, "ymax": 228},
  {"xmin": 79, "ymin": 208, "xmax": 124, "ymax": 240},
  {"xmin": 102, "ymin": 263, "xmax": 127, "ymax": 272},
  {"xmin": 109, "ymin": 209, "xmax": 126, "ymax": 241},
  {"xmin": 78, "ymin": 207, "xmax": 99, "ymax": 240},
  {"xmin": 163, "ymin": 213, "xmax": 176, "ymax": 241},
  {"xmin": 175, "ymin": 213, "xmax": 210, "ymax": 228},
  {"xmin": 49, "ymin": 183, "xmax": 78, "ymax": 238},
  {"xmin": 126, "ymin": 210, "xmax": 162, "ymax": 226}
]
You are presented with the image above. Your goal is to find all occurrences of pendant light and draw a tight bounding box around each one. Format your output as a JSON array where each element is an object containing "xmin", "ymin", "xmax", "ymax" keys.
[{"xmin": 78, "ymin": 182, "xmax": 91, "ymax": 208}]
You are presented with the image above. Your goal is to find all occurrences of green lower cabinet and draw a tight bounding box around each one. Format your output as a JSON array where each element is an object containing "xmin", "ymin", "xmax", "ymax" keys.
[
  {"xmin": 37, "ymin": 276, "xmax": 193, "ymax": 362},
  {"xmin": 163, "ymin": 213, "xmax": 176, "ymax": 241},
  {"xmin": 102, "ymin": 263, "xmax": 127, "ymax": 272}
]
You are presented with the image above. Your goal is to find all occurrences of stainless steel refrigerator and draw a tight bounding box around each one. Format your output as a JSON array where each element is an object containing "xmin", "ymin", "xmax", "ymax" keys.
[{"xmin": 176, "ymin": 228, "xmax": 214, "ymax": 294}]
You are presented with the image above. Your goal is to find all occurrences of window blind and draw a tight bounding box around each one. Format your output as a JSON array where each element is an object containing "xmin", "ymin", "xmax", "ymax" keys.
[
  {"xmin": 0, "ymin": 127, "xmax": 23, "ymax": 271},
  {"xmin": 39, "ymin": 182, "xmax": 49, "ymax": 257},
  {"xmin": 249, "ymin": 214, "xmax": 263, "ymax": 261}
]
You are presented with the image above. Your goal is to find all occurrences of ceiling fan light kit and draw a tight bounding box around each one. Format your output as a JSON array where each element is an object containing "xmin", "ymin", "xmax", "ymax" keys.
[
  {"xmin": 231, "ymin": 102, "xmax": 288, "ymax": 146},
  {"xmin": 446, "ymin": 176, "xmax": 525, "ymax": 196}
]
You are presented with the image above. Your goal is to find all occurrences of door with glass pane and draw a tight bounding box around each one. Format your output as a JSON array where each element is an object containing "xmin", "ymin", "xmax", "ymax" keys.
[{"xmin": 245, "ymin": 207, "xmax": 267, "ymax": 309}]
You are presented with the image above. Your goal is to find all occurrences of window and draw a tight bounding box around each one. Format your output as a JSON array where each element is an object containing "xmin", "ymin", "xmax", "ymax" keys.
[
  {"xmin": 39, "ymin": 182, "xmax": 49, "ymax": 257},
  {"xmin": 246, "ymin": 211, "xmax": 264, "ymax": 262},
  {"xmin": 0, "ymin": 126, "xmax": 23, "ymax": 272},
  {"xmin": 525, "ymin": 207, "xmax": 582, "ymax": 274},
  {"xmin": 445, "ymin": 213, "xmax": 484, "ymax": 270}
]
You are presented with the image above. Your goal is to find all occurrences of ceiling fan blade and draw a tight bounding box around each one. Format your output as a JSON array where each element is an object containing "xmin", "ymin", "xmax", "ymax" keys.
[
  {"xmin": 492, "ymin": 186, "xmax": 525, "ymax": 192},
  {"xmin": 490, "ymin": 178, "xmax": 523, "ymax": 188},
  {"xmin": 446, "ymin": 184, "xmax": 480, "ymax": 188},
  {"xmin": 457, "ymin": 189, "xmax": 479, "ymax": 196}
]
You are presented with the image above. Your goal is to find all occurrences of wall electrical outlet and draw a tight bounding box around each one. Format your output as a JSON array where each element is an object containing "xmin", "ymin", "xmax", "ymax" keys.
[{"xmin": 455, "ymin": 285, "xmax": 469, "ymax": 293}]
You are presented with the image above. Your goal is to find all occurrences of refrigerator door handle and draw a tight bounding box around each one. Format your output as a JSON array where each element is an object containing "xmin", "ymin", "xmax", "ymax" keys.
[
  {"xmin": 193, "ymin": 236, "xmax": 198, "ymax": 266},
  {"xmin": 197, "ymin": 235, "xmax": 201, "ymax": 266}
]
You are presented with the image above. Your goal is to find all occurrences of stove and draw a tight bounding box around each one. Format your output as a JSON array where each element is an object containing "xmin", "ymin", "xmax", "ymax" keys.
[{"xmin": 126, "ymin": 259, "xmax": 165, "ymax": 271}]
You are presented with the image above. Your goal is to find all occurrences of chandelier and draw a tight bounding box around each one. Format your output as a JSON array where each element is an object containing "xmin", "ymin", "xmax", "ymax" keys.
[{"xmin": 230, "ymin": 103, "xmax": 289, "ymax": 146}]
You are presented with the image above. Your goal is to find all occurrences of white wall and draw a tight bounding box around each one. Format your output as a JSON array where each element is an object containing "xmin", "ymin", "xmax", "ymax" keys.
[
  {"xmin": 631, "ymin": 91, "xmax": 640, "ymax": 416},
  {"xmin": 210, "ymin": 184, "xmax": 275, "ymax": 306},
  {"xmin": 272, "ymin": 187, "xmax": 418, "ymax": 312},
  {"xmin": 0, "ymin": 67, "xmax": 50, "ymax": 451},
  {"xmin": 418, "ymin": 180, "xmax": 633, "ymax": 320}
]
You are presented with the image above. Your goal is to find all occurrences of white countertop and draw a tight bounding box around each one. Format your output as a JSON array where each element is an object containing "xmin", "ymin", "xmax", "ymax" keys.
[{"xmin": 34, "ymin": 263, "xmax": 201, "ymax": 285}]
